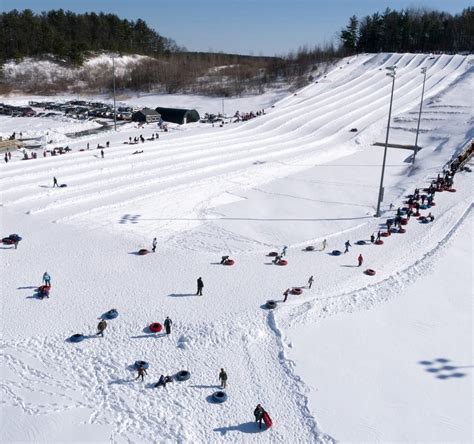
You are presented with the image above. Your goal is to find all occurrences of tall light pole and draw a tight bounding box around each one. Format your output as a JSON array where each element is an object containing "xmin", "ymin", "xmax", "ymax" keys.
[
  {"xmin": 375, "ymin": 66, "xmax": 397, "ymax": 217},
  {"xmin": 112, "ymin": 55, "xmax": 117, "ymax": 131},
  {"xmin": 412, "ymin": 67, "xmax": 427, "ymax": 164}
]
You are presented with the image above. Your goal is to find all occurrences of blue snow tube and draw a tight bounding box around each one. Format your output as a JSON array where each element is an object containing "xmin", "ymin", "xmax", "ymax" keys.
[
  {"xmin": 212, "ymin": 391, "xmax": 228, "ymax": 403},
  {"xmin": 70, "ymin": 334, "xmax": 85, "ymax": 343},
  {"xmin": 266, "ymin": 300, "xmax": 277, "ymax": 309},
  {"xmin": 420, "ymin": 204, "xmax": 428, "ymax": 210},
  {"xmin": 421, "ymin": 218, "xmax": 430, "ymax": 224},
  {"xmin": 104, "ymin": 309, "xmax": 118, "ymax": 319},
  {"xmin": 134, "ymin": 360, "xmax": 149, "ymax": 370},
  {"xmin": 356, "ymin": 240, "xmax": 366, "ymax": 245},
  {"xmin": 176, "ymin": 370, "xmax": 191, "ymax": 381},
  {"xmin": 332, "ymin": 250, "xmax": 342, "ymax": 256}
]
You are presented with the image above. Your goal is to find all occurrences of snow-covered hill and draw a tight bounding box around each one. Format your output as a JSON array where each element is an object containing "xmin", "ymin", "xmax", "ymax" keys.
[{"xmin": 1, "ymin": 53, "xmax": 472, "ymax": 443}]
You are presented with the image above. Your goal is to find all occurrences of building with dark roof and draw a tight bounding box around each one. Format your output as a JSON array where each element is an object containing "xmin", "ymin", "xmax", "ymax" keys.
[
  {"xmin": 155, "ymin": 107, "xmax": 200, "ymax": 125},
  {"xmin": 132, "ymin": 108, "xmax": 161, "ymax": 123}
]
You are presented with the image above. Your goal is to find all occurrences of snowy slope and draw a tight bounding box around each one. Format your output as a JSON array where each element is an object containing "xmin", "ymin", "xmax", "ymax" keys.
[{"xmin": 1, "ymin": 53, "xmax": 473, "ymax": 443}]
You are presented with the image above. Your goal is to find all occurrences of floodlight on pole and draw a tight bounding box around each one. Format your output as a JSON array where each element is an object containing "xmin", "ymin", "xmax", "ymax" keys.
[
  {"xmin": 112, "ymin": 55, "xmax": 117, "ymax": 131},
  {"xmin": 375, "ymin": 66, "xmax": 397, "ymax": 217},
  {"xmin": 412, "ymin": 67, "xmax": 427, "ymax": 164}
]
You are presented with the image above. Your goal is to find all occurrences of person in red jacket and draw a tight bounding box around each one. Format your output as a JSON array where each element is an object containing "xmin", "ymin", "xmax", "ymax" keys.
[{"xmin": 358, "ymin": 254, "xmax": 363, "ymax": 267}]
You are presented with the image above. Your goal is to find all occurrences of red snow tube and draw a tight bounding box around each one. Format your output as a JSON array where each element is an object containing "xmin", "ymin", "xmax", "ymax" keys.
[
  {"xmin": 430, "ymin": 202, "xmax": 436, "ymax": 206},
  {"xmin": 375, "ymin": 240, "xmax": 384, "ymax": 245},
  {"xmin": 262, "ymin": 411, "xmax": 273, "ymax": 428},
  {"xmin": 291, "ymin": 288, "xmax": 303, "ymax": 295},
  {"xmin": 224, "ymin": 259, "xmax": 235, "ymax": 266},
  {"xmin": 448, "ymin": 188, "xmax": 456, "ymax": 192},
  {"xmin": 138, "ymin": 249, "xmax": 149, "ymax": 255},
  {"xmin": 414, "ymin": 212, "xmax": 421, "ymax": 217},
  {"xmin": 401, "ymin": 218, "xmax": 408, "ymax": 225},
  {"xmin": 398, "ymin": 228, "xmax": 406, "ymax": 234},
  {"xmin": 381, "ymin": 232, "xmax": 390, "ymax": 237},
  {"xmin": 277, "ymin": 259, "xmax": 288, "ymax": 266},
  {"xmin": 365, "ymin": 269, "xmax": 376, "ymax": 276},
  {"xmin": 268, "ymin": 251, "xmax": 279, "ymax": 257},
  {"xmin": 149, "ymin": 322, "xmax": 162, "ymax": 333}
]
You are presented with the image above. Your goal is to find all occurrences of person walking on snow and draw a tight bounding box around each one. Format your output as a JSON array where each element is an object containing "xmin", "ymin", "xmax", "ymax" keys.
[
  {"xmin": 281, "ymin": 245, "xmax": 288, "ymax": 257},
  {"xmin": 53, "ymin": 177, "xmax": 58, "ymax": 188},
  {"xmin": 370, "ymin": 233, "xmax": 375, "ymax": 243},
  {"xmin": 196, "ymin": 277, "xmax": 204, "ymax": 296},
  {"xmin": 152, "ymin": 237, "xmax": 157, "ymax": 253},
  {"xmin": 376, "ymin": 231, "xmax": 382, "ymax": 242},
  {"xmin": 164, "ymin": 316, "xmax": 172, "ymax": 335},
  {"xmin": 254, "ymin": 404, "xmax": 265, "ymax": 429},
  {"xmin": 308, "ymin": 275, "xmax": 314, "ymax": 289},
  {"xmin": 219, "ymin": 368, "xmax": 228, "ymax": 388},
  {"xmin": 42, "ymin": 272, "xmax": 51, "ymax": 287},
  {"xmin": 101, "ymin": 149, "xmax": 104, "ymax": 159},
  {"xmin": 322, "ymin": 239, "xmax": 327, "ymax": 250},
  {"xmin": 135, "ymin": 365, "xmax": 147, "ymax": 382},
  {"xmin": 97, "ymin": 320, "xmax": 107, "ymax": 337},
  {"xmin": 358, "ymin": 254, "xmax": 363, "ymax": 267},
  {"xmin": 283, "ymin": 288, "xmax": 290, "ymax": 302},
  {"xmin": 344, "ymin": 240, "xmax": 351, "ymax": 253}
]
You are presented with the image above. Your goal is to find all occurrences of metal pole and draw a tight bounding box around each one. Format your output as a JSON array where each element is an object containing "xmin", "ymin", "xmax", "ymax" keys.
[
  {"xmin": 412, "ymin": 67, "xmax": 427, "ymax": 164},
  {"xmin": 222, "ymin": 98, "xmax": 224, "ymax": 116},
  {"xmin": 375, "ymin": 69, "xmax": 396, "ymax": 217},
  {"xmin": 113, "ymin": 56, "xmax": 117, "ymax": 131}
]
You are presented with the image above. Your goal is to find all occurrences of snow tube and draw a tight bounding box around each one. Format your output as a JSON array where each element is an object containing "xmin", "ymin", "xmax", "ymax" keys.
[
  {"xmin": 149, "ymin": 322, "xmax": 162, "ymax": 333},
  {"xmin": 262, "ymin": 411, "xmax": 273, "ymax": 428},
  {"xmin": 414, "ymin": 212, "xmax": 421, "ymax": 217},
  {"xmin": 365, "ymin": 269, "xmax": 376, "ymax": 276},
  {"xmin": 2, "ymin": 237, "xmax": 14, "ymax": 244},
  {"xmin": 332, "ymin": 250, "xmax": 342, "ymax": 256},
  {"xmin": 381, "ymin": 232, "xmax": 391, "ymax": 237},
  {"xmin": 375, "ymin": 240, "xmax": 384, "ymax": 245},
  {"xmin": 223, "ymin": 259, "xmax": 235, "ymax": 266},
  {"xmin": 37, "ymin": 285, "xmax": 50, "ymax": 295},
  {"xmin": 401, "ymin": 218, "xmax": 408, "ymax": 225},
  {"xmin": 356, "ymin": 240, "xmax": 366, "ymax": 245},
  {"xmin": 305, "ymin": 246, "xmax": 315, "ymax": 251},
  {"xmin": 291, "ymin": 288, "xmax": 303, "ymax": 295},
  {"xmin": 268, "ymin": 251, "xmax": 279, "ymax": 257},
  {"xmin": 104, "ymin": 309, "xmax": 118, "ymax": 319},
  {"xmin": 134, "ymin": 361, "xmax": 149, "ymax": 370},
  {"xmin": 138, "ymin": 249, "xmax": 149, "ymax": 255},
  {"xmin": 176, "ymin": 370, "xmax": 191, "ymax": 381},
  {"xmin": 8, "ymin": 234, "xmax": 22, "ymax": 242},
  {"xmin": 420, "ymin": 204, "xmax": 428, "ymax": 210},
  {"xmin": 421, "ymin": 218, "xmax": 430, "ymax": 224},
  {"xmin": 448, "ymin": 188, "xmax": 456, "ymax": 192},
  {"xmin": 277, "ymin": 259, "xmax": 288, "ymax": 266},
  {"xmin": 398, "ymin": 228, "xmax": 406, "ymax": 234},
  {"xmin": 266, "ymin": 300, "xmax": 277, "ymax": 309},
  {"xmin": 70, "ymin": 334, "xmax": 85, "ymax": 343},
  {"xmin": 59, "ymin": 184, "xmax": 67, "ymax": 188},
  {"xmin": 430, "ymin": 202, "xmax": 436, "ymax": 206},
  {"xmin": 212, "ymin": 391, "xmax": 228, "ymax": 403}
]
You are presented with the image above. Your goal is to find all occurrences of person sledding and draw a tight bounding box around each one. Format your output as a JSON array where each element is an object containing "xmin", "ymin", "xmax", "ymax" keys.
[
  {"xmin": 427, "ymin": 212, "xmax": 435, "ymax": 222},
  {"xmin": 97, "ymin": 319, "xmax": 107, "ymax": 337},
  {"xmin": 220, "ymin": 255, "xmax": 230, "ymax": 264},
  {"xmin": 358, "ymin": 254, "xmax": 363, "ymax": 267},
  {"xmin": 272, "ymin": 254, "xmax": 282, "ymax": 264},
  {"xmin": 254, "ymin": 404, "xmax": 265, "ymax": 429},
  {"xmin": 154, "ymin": 374, "xmax": 173, "ymax": 388}
]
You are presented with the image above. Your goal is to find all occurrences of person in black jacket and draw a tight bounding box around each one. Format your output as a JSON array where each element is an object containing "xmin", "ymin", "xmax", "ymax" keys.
[
  {"xmin": 164, "ymin": 316, "xmax": 172, "ymax": 335},
  {"xmin": 254, "ymin": 404, "xmax": 265, "ymax": 429},
  {"xmin": 196, "ymin": 277, "xmax": 204, "ymax": 296}
]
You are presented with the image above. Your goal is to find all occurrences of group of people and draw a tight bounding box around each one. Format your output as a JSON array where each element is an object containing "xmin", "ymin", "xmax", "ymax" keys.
[{"xmin": 233, "ymin": 109, "xmax": 265, "ymax": 122}]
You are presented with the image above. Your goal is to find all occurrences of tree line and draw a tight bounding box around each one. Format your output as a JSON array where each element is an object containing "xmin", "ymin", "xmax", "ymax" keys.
[
  {"xmin": 340, "ymin": 7, "xmax": 473, "ymax": 54},
  {"xmin": 0, "ymin": 9, "xmax": 179, "ymax": 64}
]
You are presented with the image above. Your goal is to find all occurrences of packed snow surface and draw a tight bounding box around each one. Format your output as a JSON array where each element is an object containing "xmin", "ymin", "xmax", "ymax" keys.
[{"xmin": 1, "ymin": 53, "xmax": 473, "ymax": 443}]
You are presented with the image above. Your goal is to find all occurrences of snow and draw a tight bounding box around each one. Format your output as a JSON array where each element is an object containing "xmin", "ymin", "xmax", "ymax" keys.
[{"xmin": 1, "ymin": 53, "xmax": 473, "ymax": 443}]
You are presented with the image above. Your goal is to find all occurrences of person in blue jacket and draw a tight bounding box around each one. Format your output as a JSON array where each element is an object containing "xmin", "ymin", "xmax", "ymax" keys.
[{"xmin": 42, "ymin": 272, "xmax": 51, "ymax": 287}]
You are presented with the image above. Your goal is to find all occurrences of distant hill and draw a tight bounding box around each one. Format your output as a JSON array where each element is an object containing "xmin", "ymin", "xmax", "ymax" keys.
[{"xmin": 0, "ymin": 9, "xmax": 179, "ymax": 64}]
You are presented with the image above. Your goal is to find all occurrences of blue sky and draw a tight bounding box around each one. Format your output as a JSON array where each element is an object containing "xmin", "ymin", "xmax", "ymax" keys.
[{"xmin": 1, "ymin": 0, "xmax": 471, "ymax": 55}]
